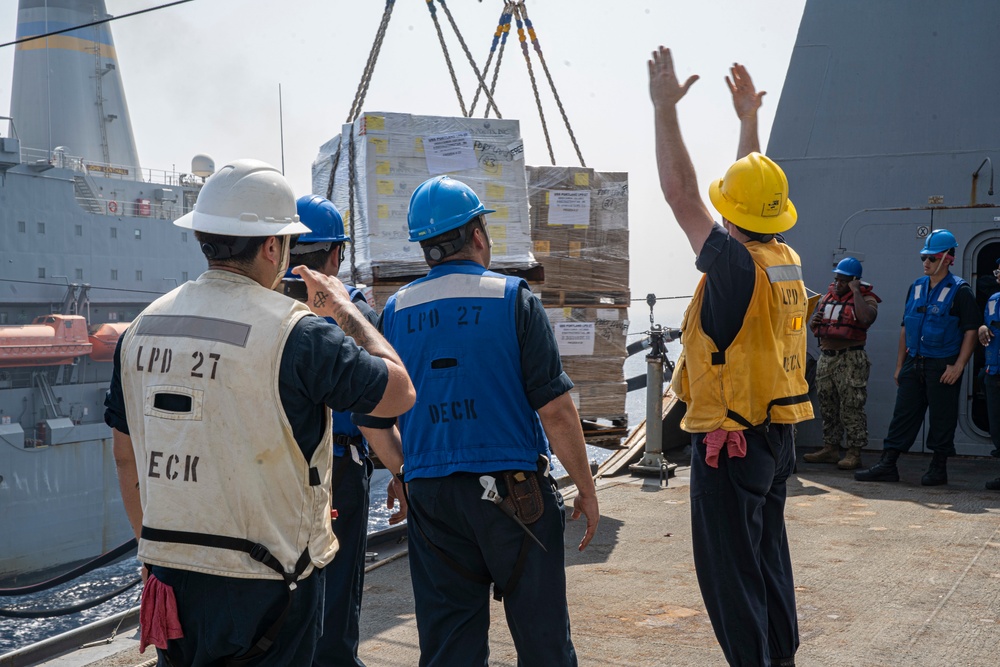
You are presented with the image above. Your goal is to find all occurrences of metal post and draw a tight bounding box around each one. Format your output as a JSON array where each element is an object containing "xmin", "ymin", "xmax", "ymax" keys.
[{"xmin": 629, "ymin": 323, "xmax": 677, "ymax": 485}]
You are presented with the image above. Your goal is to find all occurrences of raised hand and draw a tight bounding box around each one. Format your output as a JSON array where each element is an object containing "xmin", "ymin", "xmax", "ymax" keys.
[
  {"xmin": 726, "ymin": 63, "xmax": 766, "ymax": 120},
  {"xmin": 649, "ymin": 46, "xmax": 699, "ymax": 109}
]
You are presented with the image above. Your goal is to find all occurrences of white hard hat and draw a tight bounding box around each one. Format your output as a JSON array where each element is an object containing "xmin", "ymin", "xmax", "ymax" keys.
[{"xmin": 174, "ymin": 159, "xmax": 312, "ymax": 237}]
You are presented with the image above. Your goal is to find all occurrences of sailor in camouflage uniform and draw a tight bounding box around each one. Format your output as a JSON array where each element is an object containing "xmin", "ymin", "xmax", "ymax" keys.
[{"xmin": 806, "ymin": 258, "xmax": 880, "ymax": 470}]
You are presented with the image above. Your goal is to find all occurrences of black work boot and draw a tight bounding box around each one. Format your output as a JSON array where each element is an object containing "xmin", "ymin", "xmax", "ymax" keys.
[
  {"xmin": 854, "ymin": 449, "xmax": 900, "ymax": 482},
  {"xmin": 921, "ymin": 453, "xmax": 948, "ymax": 486}
]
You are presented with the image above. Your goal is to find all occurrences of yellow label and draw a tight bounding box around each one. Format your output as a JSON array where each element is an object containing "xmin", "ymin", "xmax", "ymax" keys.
[
  {"xmin": 486, "ymin": 183, "xmax": 505, "ymax": 199},
  {"xmin": 415, "ymin": 137, "xmax": 424, "ymax": 154},
  {"xmin": 491, "ymin": 205, "xmax": 509, "ymax": 220},
  {"xmin": 375, "ymin": 161, "xmax": 390, "ymax": 175},
  {"xmin": 569, "ymin": 241, "xmax": 583, "ymax": 258},
  {"xmin": 492, "ymin": 242, "xmax": 508, "ymax": 255},
  {"xmin": 489, "ymin": 224, "xmax": 507, "ymax": 239},
  {"xmin": 366, "ymin": 115, "xmax": 385, "ymax": 131},
  {"xmin": 562, "ymin": 308, "xmax": 573, "ymax": 318},
  {"xmin": 377, "ymin": 180, "xmax": 394, "ymax": 195},
  {"xmin": 544, "ymin": 192, "xmax": 550, "ymax": 205},
  {"xmin": 370, "ymin": 137, "xmax": 388, "ymax": 154},
  {"xmin": 378, "ymin": 204, "xmax": 389, "ymax": 219},
  {"xmin": 574, "ymin": 172, "xmax": 590, "ymax": 187},
  {"xmin": 534, "ymin": 240, "xmax": 550, "ymax": 256}
]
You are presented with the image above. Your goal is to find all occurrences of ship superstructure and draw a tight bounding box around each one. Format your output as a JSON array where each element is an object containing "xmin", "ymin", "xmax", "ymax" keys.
[
  {"xmin": 0, "ymin": 0, "xmax": 209, "ymax": 583},
  {"xmin": 769, "ymin": 0, "xmax": 1000, "ymax": 456}
]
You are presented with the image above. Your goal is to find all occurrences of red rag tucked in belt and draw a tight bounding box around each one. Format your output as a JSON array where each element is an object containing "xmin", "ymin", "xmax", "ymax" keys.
[
  {"xmin": 139, "ymin": 572, "xmax": 184, "ymax": 653},
  {"xmin": 703, "ymin": 429, "xmax": 748, "ymax": 468}
]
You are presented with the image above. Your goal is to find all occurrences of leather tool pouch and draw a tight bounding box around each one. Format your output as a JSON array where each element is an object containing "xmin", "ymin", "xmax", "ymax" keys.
[{"xmin": 500, "ymin": 470, "xmax": 544, "ymax": 525}]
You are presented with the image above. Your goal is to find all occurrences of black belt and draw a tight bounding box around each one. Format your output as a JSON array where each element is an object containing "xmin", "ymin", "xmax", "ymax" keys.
[
  {"xmin": 820, "ymin": 345, "xmax": 865, "ymax": 357},
  {"xmin": 333, "ymin": 434, "xmax": 364, "ymax": 447}
]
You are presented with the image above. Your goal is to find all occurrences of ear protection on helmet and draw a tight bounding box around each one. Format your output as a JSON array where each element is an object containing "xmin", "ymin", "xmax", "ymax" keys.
[
  {"xmin": 201, "ymin": 237, "xmax": 252, "ymax": 261},
  {"xmin": 423, "ymin": 226, "xmax": 470, "ymax": 263}
]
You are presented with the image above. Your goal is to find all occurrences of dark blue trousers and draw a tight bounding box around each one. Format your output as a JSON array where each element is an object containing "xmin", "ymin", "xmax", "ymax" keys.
[
  {"xmin": 315, "ymin": 451, "xmax": 373, "ymax": 667},
  {"xmin": 884, "ymin": 355, "xmax": 960, "ymax": 456},
  {"xmin": 406, "ymin": 472, "xmax": 577, "ymax": 667},
  {"xmin": 151, "ymin": 564, "xmax": 325, "ymax": 666},
  {"xmin": 690, "ymin": 424, "xmax": 798, "ymax": 667},
  {"xmin": 984, "ymin": 373, "xmax": 1000, "ymax": 456}
]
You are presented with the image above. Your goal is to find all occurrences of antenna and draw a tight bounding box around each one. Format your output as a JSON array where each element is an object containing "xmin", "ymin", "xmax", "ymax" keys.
[{"xmin": 279, "ymin": 83, "xmax": 285, "ymax": 175}]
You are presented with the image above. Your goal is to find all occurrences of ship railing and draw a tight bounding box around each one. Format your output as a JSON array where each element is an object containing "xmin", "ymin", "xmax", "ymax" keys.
[
  {"xmin": 72, "ymin": 194, "xmax": 189, "ymax": 220},
  {"xmin": 18, "ymin": 145, "xmax": 202, "ymax": 188}
]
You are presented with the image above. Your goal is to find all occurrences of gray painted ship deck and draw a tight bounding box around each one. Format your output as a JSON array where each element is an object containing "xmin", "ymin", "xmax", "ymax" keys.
[{"xmin": 36, "ymin": 452, "xmax": 1000, "ymax": 667}]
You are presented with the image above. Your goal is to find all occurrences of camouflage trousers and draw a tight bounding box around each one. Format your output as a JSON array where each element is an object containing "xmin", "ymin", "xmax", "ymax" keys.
[{"xmin": 816, "ymin": 349, "xmax": 871, "ymax": 450}]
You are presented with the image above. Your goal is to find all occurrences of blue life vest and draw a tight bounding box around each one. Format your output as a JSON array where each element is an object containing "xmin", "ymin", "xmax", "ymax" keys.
[
  {"xmin": 985, "ymin": 292, "xmax": 1000, "ymax": 374},
  {"xmin": 903, "ymin": 273, "xmax": 966, "ymax": 358},
  {"xmin": 382, "ymin": 261, "xmax": 549, "ymax": 480},
  {"xmin": 327, "ymin": 284, "xmax": 368, "ymax": 457}
]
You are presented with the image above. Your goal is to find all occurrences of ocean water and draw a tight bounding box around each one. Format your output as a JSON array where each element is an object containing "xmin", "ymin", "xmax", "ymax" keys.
[{"xmin": 0, "ymin": 307, "xmax": 687, "ymax": 654}]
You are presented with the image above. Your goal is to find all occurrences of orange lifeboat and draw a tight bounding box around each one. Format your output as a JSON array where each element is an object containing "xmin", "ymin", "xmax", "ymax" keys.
[
  {"xmin": 0, "ymin": 315, "xmax": 93, "ymax": 368},
  {"xmin": 88, "ymin": 322, "xmax": 131, "ymax": 362}
]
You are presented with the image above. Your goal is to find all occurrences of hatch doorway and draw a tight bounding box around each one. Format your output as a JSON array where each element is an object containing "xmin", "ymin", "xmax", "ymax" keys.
[{"xmin": 970, "ymin": 241, "xmax": 1000, "ymax": 435}]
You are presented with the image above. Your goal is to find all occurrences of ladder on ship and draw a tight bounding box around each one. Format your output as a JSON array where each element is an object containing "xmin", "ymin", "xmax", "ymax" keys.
[
  {"xmin": 73, "ymin": 173, "xmax": 106, "ymax": 214},
  {"xmin": 32, "ymin": 371, "xmax": 63, "ymax": 420}
]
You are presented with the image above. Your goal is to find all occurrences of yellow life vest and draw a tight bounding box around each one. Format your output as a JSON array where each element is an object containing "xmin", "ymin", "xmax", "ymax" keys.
[
  {"xmin": 120, "ymin": 271, "xmax": 337, "ymax": 580},
  {"xmin": 671, "ymin": 240, "xmax": 814, "ymax": 433}
]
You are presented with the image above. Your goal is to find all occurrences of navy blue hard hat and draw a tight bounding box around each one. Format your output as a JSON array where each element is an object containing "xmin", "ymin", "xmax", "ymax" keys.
[
  {"xmin": 921, "ymin": 229, "xmax": 958, "ymax": 254},
  {"xmin": 407, "ymin": 176, "xmax": 495, "ymax": 242},
  {"xmin": 833, "ymin": 257, "xmax": 863, "ymax": 278},
  {"xmin": 295, "ymin": 195, "xmax": 349, "ymax": 244}
]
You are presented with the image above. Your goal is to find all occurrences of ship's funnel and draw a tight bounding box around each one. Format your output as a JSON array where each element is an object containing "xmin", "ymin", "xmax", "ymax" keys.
[{"xmin": 10, "ymin": 0, "xmax": 142, "ymax": 172}]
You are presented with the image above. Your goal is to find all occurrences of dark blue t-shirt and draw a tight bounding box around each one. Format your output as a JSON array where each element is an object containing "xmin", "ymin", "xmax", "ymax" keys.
[{"xmin": 694, "ymin": 224, "xmax": 756, "ymax": 353}]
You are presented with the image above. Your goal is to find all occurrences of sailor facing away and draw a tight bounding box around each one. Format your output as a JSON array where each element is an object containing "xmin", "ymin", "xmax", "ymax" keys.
[
  {"xmin": 285, "ymin": 194, "xmax": 393, "ymax": 667},
  {"xmin": 355, "ymin": 175, "xmax": 600, "ymax": 667},
  {"xmin": 650, "ymin": 46, "xmax": 812, "ymax": 667},
  {"xmin": 105, "ymin": 160, "xmax": 413, "ymax": 666}
]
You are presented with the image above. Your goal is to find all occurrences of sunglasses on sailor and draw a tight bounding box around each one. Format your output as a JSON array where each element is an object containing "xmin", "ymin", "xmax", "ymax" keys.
[{"xmin": 920, "ymin": 254, "xmax": 944, "ymax": 264}]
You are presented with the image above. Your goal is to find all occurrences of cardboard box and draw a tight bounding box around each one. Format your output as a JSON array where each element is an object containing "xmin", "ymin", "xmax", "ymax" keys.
[{"xmin": 312, "ymin": 112, "xmax": 536, "ymax": 282}]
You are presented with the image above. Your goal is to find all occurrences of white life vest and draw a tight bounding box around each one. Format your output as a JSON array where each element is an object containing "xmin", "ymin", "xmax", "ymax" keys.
[{"xmin": 120, "ymin": 270, "xmax": 336, "ymax": 581}]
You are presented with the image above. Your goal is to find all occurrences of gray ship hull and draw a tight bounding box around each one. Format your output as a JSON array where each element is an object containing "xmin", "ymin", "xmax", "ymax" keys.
[
  {"xmin": 0, "ymin": 158, "xmax": 206, "ymax": 584},
  {"xmin": 769, "ymin": 0, "xmax": 1000, "ymax": 456}
]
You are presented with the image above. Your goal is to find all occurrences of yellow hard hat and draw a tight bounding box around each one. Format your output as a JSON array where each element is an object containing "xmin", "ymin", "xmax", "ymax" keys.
[{"xmin": 708, "ymin": 152, "xmax": 797, "ymax": 234}]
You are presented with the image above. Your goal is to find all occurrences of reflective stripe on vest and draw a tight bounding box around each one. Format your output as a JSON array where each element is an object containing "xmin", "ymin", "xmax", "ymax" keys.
[
  {"xmin": 903, "ymin": 273, "xmax": 966, "ymax": 358},
  {"xmin": 382, "ymin": 262, "xmax": 547, "ymax": 479},
  {"xmin": 813, "ymin": 284, "xmax": 880, "ymax": 342},
  {"xmin": 671, "ymin": 241, "xmax": 814, "ymax": 433},
  {"xmin": 985, "ymin": 292, "xmax": 1000, "ymax": 373},
  {"xmin": 121, "ymin": 271, "xmax": 337, "ymax": 580}
]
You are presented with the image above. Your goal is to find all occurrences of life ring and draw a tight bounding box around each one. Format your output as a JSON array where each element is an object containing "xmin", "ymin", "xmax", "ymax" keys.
[{"xmin": 108, "ymin": 201, "xmax": 118, "ymax": 214}]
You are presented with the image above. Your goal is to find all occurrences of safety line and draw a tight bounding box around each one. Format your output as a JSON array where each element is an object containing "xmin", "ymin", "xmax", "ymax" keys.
[{"xmin": 0, "ymin": 0, "xmax": 196, "ymax": 51}]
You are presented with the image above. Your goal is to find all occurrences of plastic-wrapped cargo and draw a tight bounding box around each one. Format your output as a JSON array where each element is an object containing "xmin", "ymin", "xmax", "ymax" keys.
[
  {"xmin": 528, "ymin": 166, "xmax": 631, "ymax": 423},
  {"xmin": 545, "ymin": 306, "xmax": 628, "ymax": 422},
  {"xmin": 527, "ymin": 166, "xmax": 630, "ymax": 306},
  {"xmin": 312, "ymin": 112, "xmax": 536, "ymax": 283}
]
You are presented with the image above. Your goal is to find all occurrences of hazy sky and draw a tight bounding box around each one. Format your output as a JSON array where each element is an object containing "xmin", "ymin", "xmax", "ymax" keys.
[{"xmin": 0, "ymin": 0, "xmax": 807, "ymax": 326}]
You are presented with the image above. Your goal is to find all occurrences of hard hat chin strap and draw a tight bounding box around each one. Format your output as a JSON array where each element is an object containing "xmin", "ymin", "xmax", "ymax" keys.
[{"xmin": 272, "ymin": 236, "xmax": 292, "ymax": 290}]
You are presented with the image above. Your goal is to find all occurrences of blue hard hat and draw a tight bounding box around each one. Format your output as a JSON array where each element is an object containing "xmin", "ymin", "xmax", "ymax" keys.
[
  {"xmin": 833, "ymin": 257, "xmax": 863, "ymax": 278},
  {"xmin": 407, "ymin": 176, "xmax": 495, "ymax": 242},
  {"xmin": 921, "ymin": 229, "xmax": 958, "ymax": 254},
  {"xmin": 295, "ymin": 195, "xmax": 349, "ymax": 244}
]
